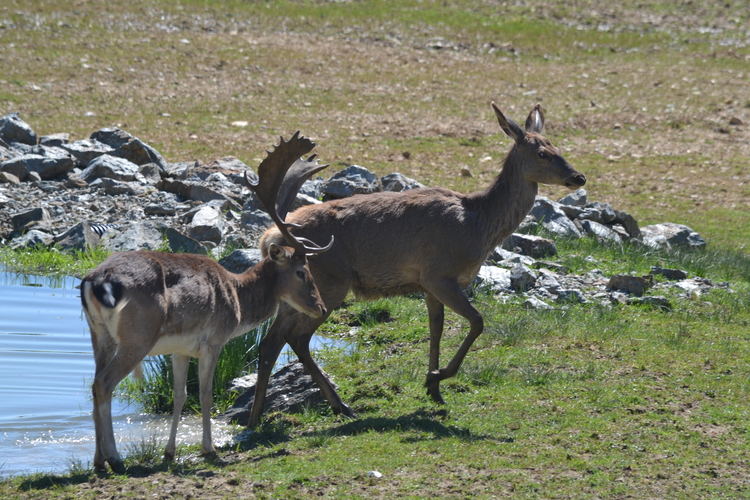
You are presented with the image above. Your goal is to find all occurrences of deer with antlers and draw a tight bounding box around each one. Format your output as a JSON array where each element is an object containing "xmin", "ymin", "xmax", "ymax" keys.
[
  {"xmin": 81, "ymin": 132, "xmax": 333, "ymax": 473},
  {"xmin": 243, "ymin": 103, "xmax": 587, "ymax": 427}
]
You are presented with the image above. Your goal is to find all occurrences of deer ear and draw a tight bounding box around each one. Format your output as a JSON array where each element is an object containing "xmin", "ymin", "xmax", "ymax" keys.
[
  {"xmin": 268, "ymin": 243, "xmax": 289, "ymax": 263},
  {"xmin": 525, "ymin": 103, "xmax": 545, "ymax": 133},
  {"xmin": 492, "ymin": 102, "xmax": 525, "ymax": 142}
]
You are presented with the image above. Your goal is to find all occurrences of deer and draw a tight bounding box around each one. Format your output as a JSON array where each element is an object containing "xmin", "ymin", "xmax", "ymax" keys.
[
  {"xmin": 242, "ymin": 103, "xmax": 587, "ymax": 427},
  {"xmin": 80, "ymin": 132, "xmax": 334, "ymax": 474}
]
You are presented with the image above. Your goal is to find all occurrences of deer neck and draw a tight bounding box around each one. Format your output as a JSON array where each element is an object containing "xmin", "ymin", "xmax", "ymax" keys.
[
  {"xmin": 472, "ymin": 146, "xmax": 538, "ymax": 247},
  {"xmin": 234, "ymin": 259, "xmax": 283, "ymax": 324}
]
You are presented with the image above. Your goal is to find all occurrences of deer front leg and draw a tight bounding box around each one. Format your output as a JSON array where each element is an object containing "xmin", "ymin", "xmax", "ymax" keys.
[
  {"xmin": 164, "ymin": 354, "xmax": 189, "ymax": 463},
  {"xmin": 424, "ymin": 292, "xmax": 446, "ymax": 404},
  {"xmin": 424, "ymin": 279, "xmax": 484, "ymax": 401},
  {"xmin": 286, "ymin": 327, "xmax": 356, "ymax": 419},
  {"xmin": 246, "ymin": 319, "xmax": 288, "ymax": 428}
]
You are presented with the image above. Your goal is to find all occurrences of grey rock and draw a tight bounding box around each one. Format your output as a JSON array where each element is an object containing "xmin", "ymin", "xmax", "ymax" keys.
[
  {"xmin": 580, "ymin": 219, "xmax": 623, "ymax": 244},
  {"xmin": 380, "ymin": 172, "xmax": 424, "ymax": 192},
  {"xmin": 651, "ymin": 266, "xmax": 688, "ymax": 280},
  {"xmin": 640, "ymin": 222, "xmax": 706, "ymax": 250},
  {"xmin": 1, "ymin": 152, "xmax": 76, "ymax": 181},
  {"xmin": 137, "ymin": 163, "xmax": 162, "ymax": 185},
  {"xmin": 9, "ymin": 229, "xmax": 55, "ymax": 250},
  {"xmin": 81, "ymin": 154, "xmax": 140, "ymax": 183},
  {"xmin": 163, "ymin": 227, "xmax": 208, "ymax": 255},
  {"xmin": 522, "ymin": 296, "xmax": 553, "ymax": 310},
  {"xmin": 510, "ymin": 264, "xmax": 537, "ymax": 292},
  {"xmin": 557, "ymin": 188, "xmax": 588, "ymax": 207},
  {"xmin": 0, "ymin": 113, "xmax": 37, "ymax": 146},
  {"xmin": 39, "ymin": 133, "xmax": 70, "ymax": 147},
  {"xmin": 530, "ymin": 197, "xmax": 582, "ymax": 238},
  {"xmin": 323, "ymin": 164, "xmax": 379, "ymax": 199},
  {"xmin": 55, "ymin": 221, "xmax": 100, "ymax": 252},
  {"xmin": 219, "ymin": 248, "xmax": 263, "ymax": 274},
  {"xmin": 188, "ymin": 206, "xmax": 225, "ymax": 243},
  {"xmin": 11, "ymin": 207, "xmax": 51, "ymax": 232},
  {"xmin": 474, "ymin": 265, "xmax": 511, "ymax": 293},
  {"xmin": 241, "ymin": 209, "xmax": 274, "ymax": 231},
  {"xmin": 607, "ymin": 274, "xmax": 654, "ymax": 297},
  {"xmin": 503, "ymin": 233, "xmax": 557, "ymax": 258},
  {"xmin": 59, "ymin": 139, "xmax": 115, "ymax": 165},
  {"xmin": 222, "ymin": 361, "xmax": 338, "ymax": 426},
  {"xmin": 90, "ymin": 128, "xmax": 167, "ymax": 169},
  {"xmin": 556, "ymin": 289, "xmax": 585, "ymax": 304},
  {"xmin": 0, "ymin": 171, "xmax": 20, "ymax": 184},
  {"xmin": 99, "ymin": 221, "xmax": 166, "ymax": 252},
  {"xmin": 100, "ymin": 177, "xmax": 149, "ymax": 196}
]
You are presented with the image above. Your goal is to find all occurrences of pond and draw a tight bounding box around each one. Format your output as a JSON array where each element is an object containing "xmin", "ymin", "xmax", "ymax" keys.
[{"xmin": 0, "ymin": 269, "xmax": 344, "ymax": 478}]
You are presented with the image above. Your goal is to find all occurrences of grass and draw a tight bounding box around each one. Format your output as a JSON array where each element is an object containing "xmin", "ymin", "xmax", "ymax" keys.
[{"xmin": 1, "ymin": 0, "xmax": 750, "ymax": 497}]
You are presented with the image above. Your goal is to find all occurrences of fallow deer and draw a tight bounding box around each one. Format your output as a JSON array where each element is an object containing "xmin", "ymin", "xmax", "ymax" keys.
[
  {"xmin": 244, "ymin": 103, "xmax": 587, "ymax": 426},
  {"xmin": 81, "ymin": 132, "xmax": 333, "ymax": 473}
]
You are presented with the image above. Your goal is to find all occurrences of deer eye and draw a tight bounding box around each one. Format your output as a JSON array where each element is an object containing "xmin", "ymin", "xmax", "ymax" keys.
[
  {"xmin": 296, "ymin": 271, "xmax": 306, "ymax": 281},
  {"xmin": 538, "ymin": 151, "xmax": 547, "ymax": 159}
]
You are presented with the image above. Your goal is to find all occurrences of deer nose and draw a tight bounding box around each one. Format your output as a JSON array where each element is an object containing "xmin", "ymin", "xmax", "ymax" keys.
[
  {"xmin": 320, "ymin": 305, "xmax": 328, "ymax": 317},
  {"xmin": 564, "ymin": 172, "xmax": 587, "ymax": 188}
]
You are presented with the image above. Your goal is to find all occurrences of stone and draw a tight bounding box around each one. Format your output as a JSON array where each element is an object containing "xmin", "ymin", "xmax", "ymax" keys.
[
  {"xmin": 380, "ymin": 172, "xmax": 424, "ymax": 192},
  {"xmin": 90, "ymin": 128, "xmax": 167, "ymax": 169},
  {"xmin": 188, "ymin": 206, "xmax": 225, "ymax": 243},
  {"xmin": 607, "ymin": 274, "xmax": 654, "ymax": 297},
  {"xmin": 522, "ymin": 296, "xmax": 553, "ymax": 310},
  {"xmin": 530, "ymin": 197, "xmax": 582, "ymax": 238},
  {"xmin": 640, "ymin": 222, "xmax": 706, "ymax": 250},
  {"xmin": 39, "ymin": 133, "xmax": 70, "ymax": 147},
  {"xmin": 80, "ymin": 154, "xmax": 140, "ymax": 183},
  {"xmin": 557, "ymin": 188, "xmax": 588, "ymax": 207},
  {"xmin": 503, "ymin": 233, "xmax": 557, "ymax": 258},
  {"xmin": 219, "ymin": 248, "xmax": 264, "ymax": 274},
  {"xmin": 99, "ymin": 221, "xmax": 167, "ymax": 252},
  {"xmin": 59, "ymin": 139, "xmax": 115, "ymax": 165},
  {"xmin": 0, "ymin": 112, "xmax": 37, "ymax": 146},
  {"xmin": 510, "ymin": 264, "xmax": 537, "ymax": 292},
  {"xmin": 650, "ymin": 266, "xmax": 688, "ymax": 280},
  {"xmin": 0, "ymin": 171, "xmax": 20, "ymax": 184},
  {"xmin": 11, "ymin": 207, "xmax": 51, "ymax": 232},
  {"xmin": 100, "ymin": 177, "xmax": 149, "ymax": 196},
  {"xmin": 163, "ymin": 227, "xmax": 208, "ymax": 255},
  {"xmin": 222, "ymin": 361, "xmax": 338, "ymax": 426},
  {"xmin": 322, "ymin": 164, "xmax": 379, "ymax": 199},
  {"xmin": 54, "ymin": 221, "xmax": 100, "ymax": 252},
  {"xmin": 241, "ymin": 209, "xmax": 274, "ymax": 231},
  {"xmin": 9, "ymin": 229, "xmax": 55, "ymax": 250},
  {"xmin": 474, "ymin": 265, "xmax": 511, "ymax": 293},
  {"xmin": 580, "ymin": 219, "xmax": 623, "ymax": 244}
]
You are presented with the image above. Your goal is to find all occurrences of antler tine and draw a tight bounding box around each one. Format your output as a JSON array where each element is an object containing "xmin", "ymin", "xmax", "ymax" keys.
[{"xmin": 245, "ymin": 131, "xmax": 334, "ymax": 255}]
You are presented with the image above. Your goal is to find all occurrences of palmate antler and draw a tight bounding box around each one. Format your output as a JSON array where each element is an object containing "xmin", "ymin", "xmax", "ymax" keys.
[{"xmin": 245, "ymin": 131, "xmax": 334, "ymax": 255}]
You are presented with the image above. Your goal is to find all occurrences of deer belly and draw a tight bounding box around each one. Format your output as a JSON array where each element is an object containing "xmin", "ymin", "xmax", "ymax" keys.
[{"xmin": 147, "ymin": 334, "xmax": 203, "ymax": 358}]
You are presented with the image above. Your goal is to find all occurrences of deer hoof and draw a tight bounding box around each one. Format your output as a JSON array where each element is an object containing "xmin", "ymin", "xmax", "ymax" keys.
[
  {"xmin": 424, "ymin": 370, "xmax": 446, "ymax": 404},
  {"xmin": 335, "ymin": 402, "xmax": 357, "ymax": 419},
  {"xmin": 108, "ymin": 458, "xmax": 126, "ymax": 475}
]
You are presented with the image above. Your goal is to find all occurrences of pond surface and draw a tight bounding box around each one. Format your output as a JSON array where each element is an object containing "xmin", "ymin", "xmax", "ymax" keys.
[{"xmin": 0, "ymin": 271, "xmax": 236, "ymax": 477}]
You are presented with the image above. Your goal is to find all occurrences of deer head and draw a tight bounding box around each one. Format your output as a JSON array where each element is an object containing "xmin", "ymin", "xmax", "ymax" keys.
[{"xmin": 493, "ymin": 102, "xmax": 587, "ymax": 189}]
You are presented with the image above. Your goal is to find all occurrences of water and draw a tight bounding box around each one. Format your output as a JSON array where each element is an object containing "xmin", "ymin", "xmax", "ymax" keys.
[
  {"xmin": 0, "ymin": 271, "xmax": 236, "ymax": 478},
  {"xmin": 0, "ymin": 269, "xmax": 350, "ymax": 478}
]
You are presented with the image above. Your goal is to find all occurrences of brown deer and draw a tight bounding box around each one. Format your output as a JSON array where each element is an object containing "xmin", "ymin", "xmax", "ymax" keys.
[
  {"xmin": 244, "ymin": 103, "xmax": 587, "ymax": 427},
  {"xmin": 81, "ymin": 132, "xmax": 333, "ymax": 473}
]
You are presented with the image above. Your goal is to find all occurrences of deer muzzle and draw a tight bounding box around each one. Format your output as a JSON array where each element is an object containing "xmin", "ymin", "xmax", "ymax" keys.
[{"xmin": 564, "ymin": 172, "xmax": 587, "ymax": 189}]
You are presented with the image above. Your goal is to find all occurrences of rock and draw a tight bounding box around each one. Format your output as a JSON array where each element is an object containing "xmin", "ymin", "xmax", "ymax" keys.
[
  {"xmin": 188, "ymin": 206, "xmax": 225, "ymax": 243},
  {"xmin": 163, "ymin": 227, "xmax": 209, "ymax": 255},
  {"xmin": 59, "ymin": 139, "xmax": 115, "ymax": 165},
  {"xmin": 240, "ymin": 209, "xmax": 274, "ymax": 232},
  {"xmin": 219, "ymin": 248, "xmax": 263, "ymax": 274},
  {"xmin": 650, "ymin": 266, "xmax": 688, "ymax": 280},
  {"xmin": 0, "ymin": 112, "xmax": 37, "ymax": 146},
  {"xmin": 222, "ymin": 361, "xmax": 338, "ymax": 426},
  {"xmin": 39, "ymin": 133, "xmax": 70, "ymax": 147},
  {"xmin": 530, "ymin": 197, "xmax": 582, "ymax": 238},
  {"xmin": 0, "ymin": 171, "xmax": 20, "ymax": 184},
  {"xmin": 99, "ymin": 221, "xmax": 167, "ymax": 252},
  {"xmin": 640, "ymin": 222, "xmax": 706, "ymax": 250},
  {"xmin": 580, "ymin": 219, "xmax": 623, "ymax": 244},
  {"xmin": 628, "ymin": 295, "xmax": 671, "ymax": 310},
  {"xmin": 522, "ymin": 296, "xmax": 553, "ymax": 310},
  {"xmin": 380, "ymin": 172, "xmax": 424, "ymax": 192},
  {"xmin": 322, "ymin": 164, "xmax": 379, "ymax": 199},
  {"xmin": 9, "ymin": 229, "xmax": 55, "ymax": 250},
  {"xmin": 54, "ymin": 221, "xmax": 100, "ymax": 252},
  {"xmin": 558, "ymin": 188, "xmax": 588, "ymax": 207},
  {"xmin": 556, "ymin": 289, "xmax": 585, "ymax": 304},
  {"xmin": 90, "ymin": 128, "xmax": 167, "ymax": 170},
  {"xmin": 11, "ymin": 207, "xmax": 51, "ymax": 232},
  {"xmin": 474, "ymin": 265, "xmax": 511, "ymax": 293},
  {"xmin": 503, "ymin": 233, "xmax": 557, "ymax": 258},
  {"xmin": 100, "ymin": 178, "xmax": 149, "ymax": 196},
  {"xmin": 510, "ymin": 264, "xmax": 537, "ymax": 292},
  {"xmin": 606, "ymin": 274, "xmax": 654, "ymax": 297},
  {"xmin": 80, "ymin": 154, "xmax": 140, "ymax": 183}
]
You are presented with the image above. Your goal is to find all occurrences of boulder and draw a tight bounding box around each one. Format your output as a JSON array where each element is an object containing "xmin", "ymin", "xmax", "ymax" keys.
[
  {"xmin": 219, "ymin": 248, "xmax": 263, "ymax": 274},
  {"xmin": 54, "ymin": 221, "xmax": 100, "ymax": 252},
  {"xmin": 640, "ymin": 222, "xmax": 706, "ymax": 250},
  {"xmin": 222, "ymin": 361, "xmax": 338, "ymax": 426},
  {"xmin": 90, "ymin": 128, "xmax": 167, "ymax": 170},
  {"xmin": 80, "ymin": 154, "xmax": 140, "ymax": 183},
  {"xmin": 322, "ymin": 164, "xmax": 379, "ymax": 199},
  {"xmin": 503, "ymin": 233, "xmax": 557, "ymax": 258},
  {"xmin": 59, "ymin": 139, "xmax": 115, "ymax": 165},
  {"xmin": 380, "ymin": 172, "xmax": 424, "ymax": 192},
  {"xmin": 0, "ymin": 112, "xmax": 37, "ymax": 146},
  {"xmin": 530, "ymin": 197, "xmax": 582, "ymax": 238}
]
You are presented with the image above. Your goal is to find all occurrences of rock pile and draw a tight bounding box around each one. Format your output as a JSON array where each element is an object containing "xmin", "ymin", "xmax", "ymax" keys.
[{"xmin": 1, "ymin": 112, "xmax": 720, "ymax": 312}]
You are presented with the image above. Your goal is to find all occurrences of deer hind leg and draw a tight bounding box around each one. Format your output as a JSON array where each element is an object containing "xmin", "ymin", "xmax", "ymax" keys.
[
  {"xmin": 88, "ymin": 322, "xmax": 117, "ymax": 472},
  {"xmin": 91, "ymin": 343, "xmax": 152, "ymax": 474},
  {"xmin": 424, "ymin": 292, "xmax": 446, "ymax": 403},
  {"xmin": 423, "ymin": 279, "xmax": 484, "ymax": 403},
  {"xmin": 164, "ymin": 353, "xmax": 189, "ymax": 462}
]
